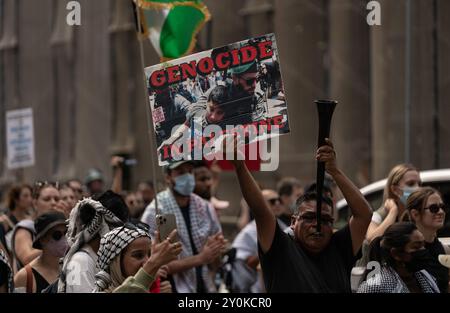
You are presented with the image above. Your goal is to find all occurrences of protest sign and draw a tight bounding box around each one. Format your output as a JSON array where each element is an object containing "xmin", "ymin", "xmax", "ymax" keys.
[
  {"xmin": 6, "ymin": 108, "xmax": 35, "ymax": 169},
  {"xmin": 144, "ymin": 33, "xmax": 289, "ymax": 165}
]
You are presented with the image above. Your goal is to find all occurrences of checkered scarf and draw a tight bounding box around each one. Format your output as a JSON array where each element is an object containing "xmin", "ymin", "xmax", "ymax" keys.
[
  {"xmin": 141, "ymin": 189, "xmax": 219, "ymax": 293},
  {"xmin": 58, "ymin": 198, "xmax": 124, "ymax": 293},
  {"xmin": 94, "ymin": 225, "xmax": 150, "ymax": 292},
  {"xmin": 357, "ymin": 266, "xmax": 440, "ymax": 293},
  {"xmin": 0, "ymin": 249, "xmax": 13, "ymax": 293}
]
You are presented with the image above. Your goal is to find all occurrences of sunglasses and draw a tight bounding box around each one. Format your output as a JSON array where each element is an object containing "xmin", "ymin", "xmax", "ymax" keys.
[
  {"xmin": 239, "ymin": 77, "xmax": 257, "ymax": 86},
  {"xmin": 424, "ymin": 203, "xmax": 448, "ymax": 214},
  {"xmin": 295, "ymin": 213, "xmax": 334, "ymax": 226},
  {"xmin": 268, "ymin": 198, "xmax": 280, "ymax": 205},
  {"xmin": 50, "ymin": 230, "xmax": 66, "ymax": 241}
]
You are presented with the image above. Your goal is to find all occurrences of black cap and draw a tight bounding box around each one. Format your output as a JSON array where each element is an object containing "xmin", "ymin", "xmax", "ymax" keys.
[{"xmin": 33, "ymin": 211, "xmax": 67, "ymax": 249}]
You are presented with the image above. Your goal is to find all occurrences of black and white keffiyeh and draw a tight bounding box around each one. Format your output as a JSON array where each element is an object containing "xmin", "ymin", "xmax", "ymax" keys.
[
  {"xmin": 141, "ymin": 189, "xmax": 221, "ymax": 293},
  {"xmin": 357, "ymin": 266, "xmax": 440, "ymax": 293},
  {"xmin": 58, "ymin": 198, "xmax": 124, "ymax": 293},
  {"xmin": 94, "ymin": 225, "xmax": 150, "ymax": 292},
  {"xmin": 0, "ymin": 249, "xmax": 14, "ymax": 293}
]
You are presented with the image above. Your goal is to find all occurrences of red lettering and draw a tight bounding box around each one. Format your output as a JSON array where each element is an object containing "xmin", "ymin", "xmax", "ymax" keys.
[
  {"xmin": 197, "ymin": 57, "xmax": 214, "ymax": 75},
  {"xmin": 230, "ymin": 49, "xmax": 241, "ymax": 66},
  {"xmin": 150, "ymin": 70, "xmax": 167, "ymax": 89},
  {"xmin": 215, "ymin": 51, "xmax": 231, "ymax": 70},
  {"xmin": 240, "ymin": 45, "xmax": 258, "ymax": 64},
  {"xmin": 257, "ymin": 40, "xmax": 273, "ymax": 60},
  {"xmin": 166, "ymin": 65, "xmax": 181, "ymax": 84},
  {"xmin": 180, "ymin": 61, "xmax": 197, "ymax": 80}
]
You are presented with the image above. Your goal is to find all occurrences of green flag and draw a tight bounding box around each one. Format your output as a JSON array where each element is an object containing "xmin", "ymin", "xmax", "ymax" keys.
[{"xmin": 136, "ymin": 0, "xmax": 210, "ymax": 60}]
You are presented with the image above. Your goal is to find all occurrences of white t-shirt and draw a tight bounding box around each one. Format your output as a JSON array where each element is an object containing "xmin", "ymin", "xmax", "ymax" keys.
[{"xmin": 65, "ymin": 244, "xmax": 98, "ymax": 293}]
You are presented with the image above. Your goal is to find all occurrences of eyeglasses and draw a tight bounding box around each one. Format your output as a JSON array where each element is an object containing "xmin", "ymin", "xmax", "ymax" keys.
[
  {"xmin": 295, "ymin": 213, "xmax": 334, "ymax": 226},
  {"xmin": 424, "ymin": 203, "xmax": 448, "ymax": 214},
  {"xmin": 239, "ymin": 77, "xmax": 257, "ymax": 86},
  {"xmin": 268, "ymin": 198, "xmax": 280, "ymax": 205},
  {"xmin": 50, "ymin": 230, "xmax": 66, "ymax": 241}
]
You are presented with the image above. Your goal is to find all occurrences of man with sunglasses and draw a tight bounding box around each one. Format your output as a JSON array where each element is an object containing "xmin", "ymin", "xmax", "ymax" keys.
[{"xmin": 231, "ymin": 138, "xmax": 372, "ymax": 292}]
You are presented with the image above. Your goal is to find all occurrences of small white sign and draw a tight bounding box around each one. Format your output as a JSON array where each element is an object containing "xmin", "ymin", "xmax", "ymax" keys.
[{"xmin": 6, "ymin": 108, "xmax": 35, "ymax": 169}]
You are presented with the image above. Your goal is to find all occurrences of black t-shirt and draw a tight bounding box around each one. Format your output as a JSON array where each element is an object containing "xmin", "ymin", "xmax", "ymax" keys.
[
  {"xmin": 259, "ymin": 222, "xmax": 360, "ymax": 293},
  {"xmin": 179, "ymin": 205, "xmax": 206, "ymax": 293},
  {"xmin": 424, "ymin": 238, "xmax": 449, "ymax": 293}
]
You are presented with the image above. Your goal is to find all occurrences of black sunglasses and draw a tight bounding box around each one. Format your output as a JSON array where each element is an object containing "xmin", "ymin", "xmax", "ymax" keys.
[
  {"xmin": 51, "ymin": 230, "xmax": 66, "ymax": 241},
  {"xmin": 424, "ymin": 203, "xmax": 448, "ymax": 214},
  {"xmin": 239, "ymin": 77, "xmax": 257, "ymax": 86},
  {"xmin": 268, "ymin": 198, "xmax": 280, "ymax": 205}
]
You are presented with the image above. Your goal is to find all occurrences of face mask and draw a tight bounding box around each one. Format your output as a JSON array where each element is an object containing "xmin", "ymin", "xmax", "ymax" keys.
[
  {"xmin": 404, "ymin": 249, "xmax": 434, "ymax": 273},
  {"xmin": 400, "ymin": 186, "xmax": 419, "ymax": 205},
  {"xmin": 173, "ymin": 173, "xmax": 195, "ymax": 196},
  {"xmin": 46, "ymin": 237, "xmax": 69, "ymax": 258}
]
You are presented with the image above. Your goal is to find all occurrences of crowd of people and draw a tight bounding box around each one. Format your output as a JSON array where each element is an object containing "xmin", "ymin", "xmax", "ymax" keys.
[{"xmin": 0, "ymin": 139, "xmax": 449, "ymax": 294}]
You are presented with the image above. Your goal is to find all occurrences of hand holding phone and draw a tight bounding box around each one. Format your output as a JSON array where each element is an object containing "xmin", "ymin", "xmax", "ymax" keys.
[{"xmin": 156, "ymin": 213, "xmax": 179, "ymax": 243}]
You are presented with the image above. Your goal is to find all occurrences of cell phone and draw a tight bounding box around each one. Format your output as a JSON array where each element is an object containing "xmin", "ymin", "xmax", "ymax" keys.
[{"xmin": 156, "ymin": 213, "xmax": 179, "ymax": 243}]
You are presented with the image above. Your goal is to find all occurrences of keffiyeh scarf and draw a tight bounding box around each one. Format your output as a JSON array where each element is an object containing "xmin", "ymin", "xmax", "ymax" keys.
[
  {"xmin": 94, "ymin": 225, "xmax": 150, "ymax": 292},
  {"xmin": 141, "ymin": 189, "xmax": 220, "ymax": 293},
  {"xmin": 58, "ymin": 198, "xmax": 124, "ymax": 293}
]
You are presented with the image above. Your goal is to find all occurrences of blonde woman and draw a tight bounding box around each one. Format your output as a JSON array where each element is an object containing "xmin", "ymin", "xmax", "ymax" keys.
[{"xmin": 366, "ymin": 164, "xmax": 421, "ymax": 242}]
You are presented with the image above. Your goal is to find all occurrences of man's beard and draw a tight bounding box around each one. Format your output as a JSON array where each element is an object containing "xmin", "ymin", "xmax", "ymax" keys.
[{"xmin": 194, "ymin": 189, "xmax": 211, "ymax": 200}]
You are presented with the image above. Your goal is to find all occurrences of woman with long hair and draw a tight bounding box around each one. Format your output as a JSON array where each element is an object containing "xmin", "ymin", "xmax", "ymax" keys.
[
  {"xmin": 407, "ymin": 187, "xmax": 450, "ymax": 293},
  {"xmin": 358, "ymin": 222, "xmax": 439, "ymax": 293}
]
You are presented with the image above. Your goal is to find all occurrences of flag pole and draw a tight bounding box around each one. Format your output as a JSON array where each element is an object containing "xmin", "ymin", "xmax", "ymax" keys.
[{"xmin": 134, "ymin": 2, "xmax": 160, "ymax": 217}]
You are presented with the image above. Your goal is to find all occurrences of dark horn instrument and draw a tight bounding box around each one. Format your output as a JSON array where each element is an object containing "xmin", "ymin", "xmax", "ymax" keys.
[{"xmin": 315, "ymin": 100, "xmax": 337, "ymax": 233}]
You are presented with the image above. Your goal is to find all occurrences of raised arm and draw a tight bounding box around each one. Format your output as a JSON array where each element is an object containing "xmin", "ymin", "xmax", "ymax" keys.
[
  {"xmin": 317, "ymin": 139, "xmax": 372, "ymax": 255},
  {"xmin": 232, "ymin": 160, "xmax": 276, "ymax": 253}
]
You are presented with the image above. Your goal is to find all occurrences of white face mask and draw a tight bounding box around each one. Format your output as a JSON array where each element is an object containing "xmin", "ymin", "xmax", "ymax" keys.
[{"xmin": 173, "ymin": 173, "xmax": 195, "ymax": 196}]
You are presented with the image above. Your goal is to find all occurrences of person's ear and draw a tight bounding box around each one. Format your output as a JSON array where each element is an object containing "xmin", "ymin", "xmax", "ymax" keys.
[{"xmin": 410, "ymin": 209, "xmax": 420, "ymax": 222}]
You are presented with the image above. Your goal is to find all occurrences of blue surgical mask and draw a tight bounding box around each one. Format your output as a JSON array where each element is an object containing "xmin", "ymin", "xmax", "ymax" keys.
[
  {"xmin": 400, "ymin": 186, "xmax": 419, "ymax": 205},
  {"xmin": 173, "ymin": 173, "xmax": 195, "ymax": 196}
]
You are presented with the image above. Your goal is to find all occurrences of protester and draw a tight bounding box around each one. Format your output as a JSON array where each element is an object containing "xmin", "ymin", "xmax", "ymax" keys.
[
  {"xmin": 58, "ymin": 191, "xmax": 128, "ymax": 293},
  {"xmin": 357, "ymin": 222, "xmax": 440, "ymax": 293},
  {"xmin": 125, "ymin": 192, "xmax": 145, "ymax": 220},
  {"xmin": 67, "ymin": 179, "xmax": 84, "ymax": 201},
  {"xmin": 276, "ymin": 177, "xmax": 303, "ymax": 230},
  {"xmin": 59, "ymin": 184, "xmax": 77, "ymax": 218},
  {"xmin": 94, "ymin": 223, "xmax": 182, "ymax": 293},
  {"xmin": 192, "ymin": 161, "xmax": 227, "ymax": 226},
  {"xmin": 366, "ymin": 164, "xmax": 421, "ymax": 242},
  {"xmin": 14, "ymin": 212, "xmax": 67, "ymax": 293},
  {"xmin": 407, "ymin": 187, "xmax": 450, "ymax": 293},
  {"xmin": 231, "ymin": 189, "xmax": 283, "ymax": 293},
  {"xmin": 0, "ymin": 184, "xmax": 33, "ymax": 254},
  {"xmin": 141, "ymin": 160, "xmax": 226, "ymax": 293},
  {"xmin": 11, "ymin": 182, "xmax": 62, "ymax": 273},
  {"xmin": 231, "ymin": 138, "xmax": 372, "ymax": 292},
  {"xmin": 137, "ymin": 181, "xmax": 155, "ymax": 209},
  {"xmin": 85, "ymin": 168, "xmax": 105, "ymax": 197}
]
